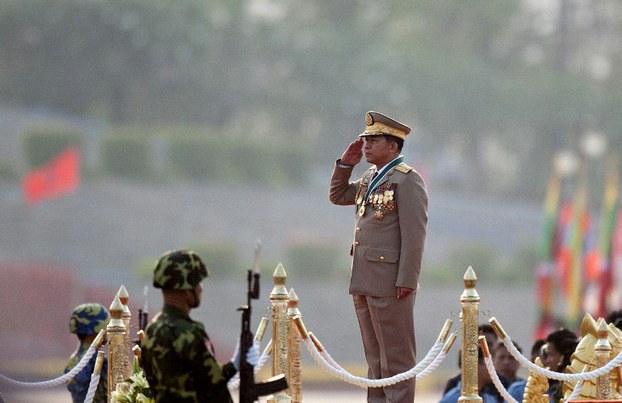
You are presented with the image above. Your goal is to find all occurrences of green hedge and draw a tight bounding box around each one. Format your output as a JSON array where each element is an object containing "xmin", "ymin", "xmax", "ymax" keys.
[
  {"xmin": 99, "ymin": 125, "xmax": 312, "ymax": 185},
  {"xmin": 101, "ymin": 127, "xmax": 152, "ymax": 180},
  {"xmin": 161, "ymin": 126, "xmax": 311, "ymax": 185},
  {"xmin": 22, "ymin": 126, "xmax": 83, "ymax": 168},
  {"xmin": 189, "ymin": 240, "xmax": 241, "ymax": 277},
  {"xmin": 285, "ymin": 240, "xmax": 343, "ymax": 279},
  {"xmin": 168, "ymin": 136, "xmax": 231, "ymax": 181}
]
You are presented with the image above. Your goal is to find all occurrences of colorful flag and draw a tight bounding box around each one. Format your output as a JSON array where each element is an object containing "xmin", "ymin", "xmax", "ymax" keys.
[
  {"xmin": 22, "ymin": 146, "xmax": 80, "ymax": 205},
  {"xmin": 598, "ymin": 158, "xmax": 619, "ymax": 315},
  {"xmin": 556, "ymin": 202, "xmax": 574, "ymax": 296},
  {"xmin": 539, "ymin": 171, "xmax": 562, "ymax": 261},
  {"xmin": 565, "ymin": 166, "xmax": 588, "ymax": 327},
  {"xmin": 609, "ymin": 213, "xmax": 622, "ymax": 310},
  {"xmin": 534, "ymin": 168, "xmax": 562, "ymax": 339}
]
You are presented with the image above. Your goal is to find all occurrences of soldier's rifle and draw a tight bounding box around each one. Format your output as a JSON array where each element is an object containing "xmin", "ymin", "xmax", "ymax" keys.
[{"xmin": 238, "ymin": 240, "xmax": 287, "ymax": 403}]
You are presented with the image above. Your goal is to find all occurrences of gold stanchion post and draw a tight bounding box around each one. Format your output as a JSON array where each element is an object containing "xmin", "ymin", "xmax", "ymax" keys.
[
  {"xmin": 107, "ymin": 294, "xmax": 127, "ymax": 399},
  {"xmin": 287, "ymin": 288, "xmax": 302, "ymax": 403},
  {"xmin": 595, "ymin": 318, "xmax": 613, "ymax": 399},
  {"xmin": 459, "ymin": 266, "xmax": 482, "ymax": 403},
  {"xmin": 267, "ymin": 263, "xmax": 291, "ymax": 402},
  {"xmin": 117, "ymin": 285, "xmax": 132, "ymax": 378}
]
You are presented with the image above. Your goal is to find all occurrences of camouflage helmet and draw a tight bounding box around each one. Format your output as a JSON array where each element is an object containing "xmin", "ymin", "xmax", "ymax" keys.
[
  {"xmin": 69, "ymin": 303, "xmax": 110, "ymax": 335},
  {"xmin": 153, "ymin": 249, "xmax": 209, "ymax": 290}
]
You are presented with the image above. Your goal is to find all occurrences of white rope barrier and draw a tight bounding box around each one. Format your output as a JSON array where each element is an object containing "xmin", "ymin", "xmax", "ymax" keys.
[
  {"xmin": 483, "ymin": 355, "xmax": 518, "ymax": 403},
  {"xmin": 315, "ymin": 332, "xmax": 444, "ymax": 378},
  {"xmin": 0, "ymin": 329, "xmax": 105, "ymax": 390},
  {"xmin": 0, "ymin": 346, "xmax": 98, "ymax": 389},
  {"xmin": 415, "ymin": 348, "xmax": 447, "ymax": 381},
  {"xmin": 301, "ymin": 336, "xmax": 448, "ymax": 388},
  {"xmin": 84, "ymin": 373, "xmax": 101, "ymax": 403},
  {"xmin": 501, "ymin": 335, "xmax": 622, "ymax": 382},
  {"xmin": 566, "ymin": 379, "xmax": 583, "ymax": 402}
]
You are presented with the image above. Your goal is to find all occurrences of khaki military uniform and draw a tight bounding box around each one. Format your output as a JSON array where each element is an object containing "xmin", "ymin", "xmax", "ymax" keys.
[
  {"xmin": 329, "ymin": 160, "xmax": 428, "ymax": 402},
  {"xmin": 142, "ymin": 304, "xmax": 236, "ymax": 403}
]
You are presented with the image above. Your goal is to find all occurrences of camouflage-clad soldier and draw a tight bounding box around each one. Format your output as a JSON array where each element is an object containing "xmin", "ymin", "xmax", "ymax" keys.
[
  {"xmin": 141, "ymin": 249, "xmax": 259, "ymax": 403},
  {"xmin": 64, "ymin": 303, "xmax": 110, "ymax": 403}
]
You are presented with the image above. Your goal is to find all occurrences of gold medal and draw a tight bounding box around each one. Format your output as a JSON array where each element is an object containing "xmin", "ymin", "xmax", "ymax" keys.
[
  {"xmin": 358, "ymin": 205, "xmax": 366, "ymax": 217},
  {"xmin": 374, "ymin": 210, "xmax": 384, "ymax": 220}
]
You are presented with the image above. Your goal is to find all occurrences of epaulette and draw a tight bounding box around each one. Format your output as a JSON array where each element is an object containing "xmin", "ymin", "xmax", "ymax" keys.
[{"xmin": 394, "ymin": 162, "xmax": 413, "ymax": 173}]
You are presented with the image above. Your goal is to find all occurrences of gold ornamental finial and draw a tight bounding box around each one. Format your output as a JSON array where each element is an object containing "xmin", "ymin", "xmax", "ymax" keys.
[
  {"xmin": 288, "ymin": 289, "xmax": 300, "ymax": 312},
  {"xmin": 461, "ymin": 266, "xmax": 479, "ymax": 302},
  {"xmin": 109, "ymin": 295, "xmax": 124, "ymax": 322},
  {"xmin": 580, "ymin": 312, "xmax": 598, "ymax": 337},
  {"xmin": 117, "ymin": 285, "xmax": 129, "ymax": 305},
  {"xmin": 270, "ymin": 263, "xmax": 288, "ymax": 300},
  {"xmin": 523, "ymin": 357, "xmax": 549, "ymax": 403}
]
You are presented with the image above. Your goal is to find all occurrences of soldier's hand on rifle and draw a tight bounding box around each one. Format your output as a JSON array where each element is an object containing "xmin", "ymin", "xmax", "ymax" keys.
[
  {"xmin": 246, "ymin": 343, "xmax": 260, "ymax": 367},
  {"xmin": 233, "ymin": 342, "xmax": 261, "ymax": 370}
]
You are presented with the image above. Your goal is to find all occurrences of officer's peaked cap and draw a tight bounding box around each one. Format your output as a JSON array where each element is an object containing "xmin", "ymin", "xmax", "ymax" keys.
[{"xmin": 359, "ymin": 111, "xmax": 411, "ymax": 141}]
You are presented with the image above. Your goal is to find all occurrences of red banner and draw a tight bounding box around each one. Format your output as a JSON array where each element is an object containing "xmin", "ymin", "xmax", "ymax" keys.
[{"xmin": 22, "ymin": 146, "xmax": 80, "ymax": 205}]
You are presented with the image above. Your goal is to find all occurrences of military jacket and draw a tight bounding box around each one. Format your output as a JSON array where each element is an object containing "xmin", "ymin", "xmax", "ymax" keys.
[
  {"xmin": 141, "ymin": 305, "xmax": 237, "ymax": 403},
  {"xmin": 329, "ymin": 160, "xmax": 428, "ymax": 297},
  {"xmin": 64, "ymin": 341, "xmax": 108, "ymax": 403}
]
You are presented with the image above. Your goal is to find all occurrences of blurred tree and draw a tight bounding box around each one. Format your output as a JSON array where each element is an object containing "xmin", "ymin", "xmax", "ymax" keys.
[
  {"xmin": 0, "ymin": 0, "xmax": 213, "ymax": 123},
  {"xmin": 2, "ymin": 0, "xmax": 622, "ymax": 199}
]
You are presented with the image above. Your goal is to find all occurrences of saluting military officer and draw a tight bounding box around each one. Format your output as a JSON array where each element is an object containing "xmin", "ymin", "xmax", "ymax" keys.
[
  {"xmin": 329, "ymin": 111, "xmax": 428, "ymax": 403},
  {"xmin": 141, "ymin": 249, "xmax": 259, "ymax": 403}
]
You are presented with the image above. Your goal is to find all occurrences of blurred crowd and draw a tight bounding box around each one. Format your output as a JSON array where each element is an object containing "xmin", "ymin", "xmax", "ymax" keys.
[{"xmin": 439, "ymin": 310, "xmax": 622, "ymax": 403}]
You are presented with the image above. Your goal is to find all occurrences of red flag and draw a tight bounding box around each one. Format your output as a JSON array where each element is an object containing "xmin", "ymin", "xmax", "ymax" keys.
[{"xmin": 22, "ymin": 147, "xmax": 80, "ymax": 205}]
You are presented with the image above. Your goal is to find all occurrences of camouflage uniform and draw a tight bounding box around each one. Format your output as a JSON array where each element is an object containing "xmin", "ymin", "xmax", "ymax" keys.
[
  {"xmin": 64, "ymin": 303, "xmax": 109, "ymax": 403},
  {"xmin": 142, "ymin": 305, "xmax": 237, "ymax": 402},
  {"xmin": 141, "ymin": 249, "xmax": 237, "ymax": 403}
]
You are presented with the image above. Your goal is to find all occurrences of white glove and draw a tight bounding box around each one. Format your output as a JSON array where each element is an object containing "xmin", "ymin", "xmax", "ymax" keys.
[
  {"xmin": 233, "ymin": 342, "xmax": 260, "ymax": 370},
  {"xmin": 246, "ymin": 342, "xmax": 260, "ymax": 367}
]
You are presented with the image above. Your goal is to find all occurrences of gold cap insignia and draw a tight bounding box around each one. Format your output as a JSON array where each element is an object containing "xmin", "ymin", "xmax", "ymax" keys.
[{"xmin": 360, "ymin": 111, "xmax": 411, "ymax": 141}]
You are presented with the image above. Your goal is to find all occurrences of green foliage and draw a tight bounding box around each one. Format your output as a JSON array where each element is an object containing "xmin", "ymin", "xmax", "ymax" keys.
[
  {"xmin": 271, "ymin": 144, "xmax": 311, "ymax": 186},
  {"xmin": 4, "ymin": 0, "xmax": 622, "ymax": 199},
  {"xmin": 167, "ymin": 134, "xmax": 230, "ymax": 181},
  {"xmin": 189, "ymin": 240, "xmax": 240, "ymax": 277},
  {"xmin": 0, "ymin": 159, "xmax": 18, "ymax": 181},
  {"xmin": 284, "ymin": 239, "xmax": 343, "ymax": 279},
  {"xmin": 101, "ymin": 131, "xmax": 151, "ymax": 180},
  {"xmin": 162, "ymin": 126, "xmax": 312, "ymax": 186},
  {"xmin": 425, "ymin": 242, "xmax": 534, "ymax": 285},
  {"xmin": 22, "ymin": 126, "xmax": 83, "ymax": 168},
  {"xmin": 133, "ymin": 256, "xmax": 156, "ymax": 283}
]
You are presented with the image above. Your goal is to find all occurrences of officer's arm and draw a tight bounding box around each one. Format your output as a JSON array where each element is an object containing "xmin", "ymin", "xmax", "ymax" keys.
[{"xmin": 396, "ymin": 172, "xmax": 428, "ymax": 289}]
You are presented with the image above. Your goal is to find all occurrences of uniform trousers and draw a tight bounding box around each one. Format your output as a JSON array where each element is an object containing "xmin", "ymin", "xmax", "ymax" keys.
[{"xmin": 353, "ymin": 293, "xmax": 417, "ymax": 403}]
